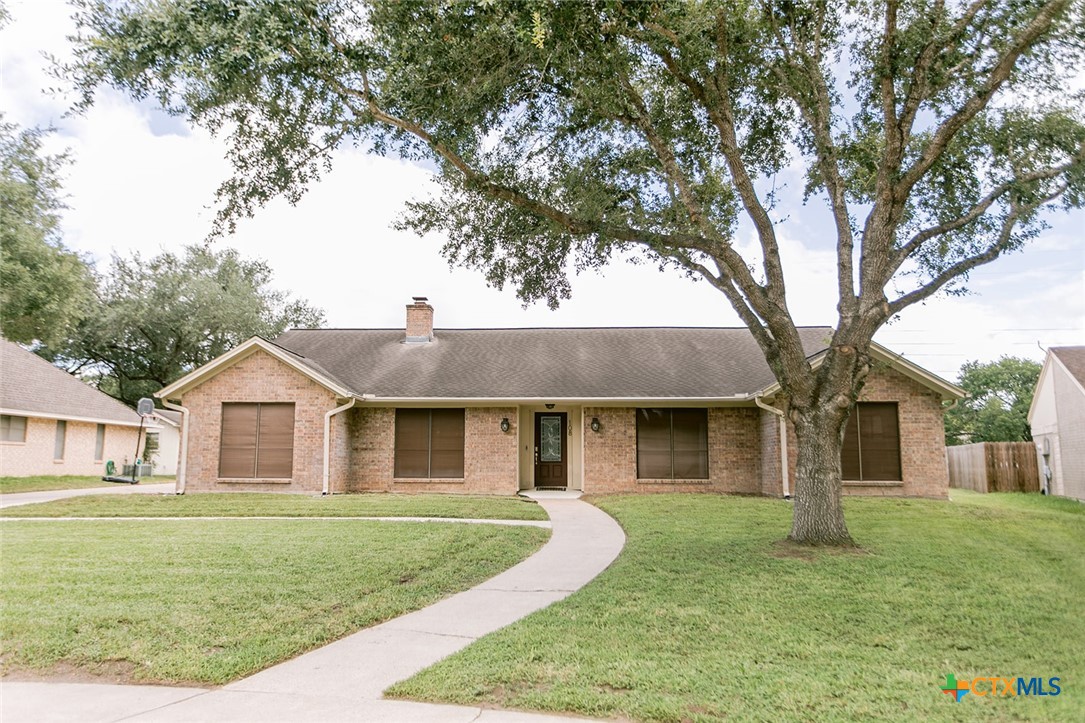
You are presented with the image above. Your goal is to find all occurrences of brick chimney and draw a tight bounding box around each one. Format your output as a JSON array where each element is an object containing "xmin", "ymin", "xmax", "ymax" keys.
[{"xmin": 405, "ymin": 296, "xmax": 434, "ymax": 342}]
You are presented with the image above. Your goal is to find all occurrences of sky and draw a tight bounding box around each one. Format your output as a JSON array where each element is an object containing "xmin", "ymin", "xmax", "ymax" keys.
[{"xmin": 2, "ymin": 0, "xmax": 1082, "ymax": 383}]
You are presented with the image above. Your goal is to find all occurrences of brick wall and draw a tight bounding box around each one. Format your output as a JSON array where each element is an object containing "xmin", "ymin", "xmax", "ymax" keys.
[
  {"xmin": 758, "ymin": 365, "xmax": 950, "ymax": 499},
  {"xmin": 173, "ymin": 349, "xmax": 948, "ymax": 498},
  {"xmin": 0, "ymin": 417, "xmax": 139, "ymax": 477},
  {"xmin": 848, "ymin": 364, "xmax": 949, "ymax": 498},
  {"xmin": 181, "ymin": 350, "xmax": 339, "ymax": 493},
  {"xmin": 582, "ymin": 406, "xmax": 761, "ymax": 494},
  {"xmin": 346, "ymin": 406, "xmax": 519, "ymax": 494}
]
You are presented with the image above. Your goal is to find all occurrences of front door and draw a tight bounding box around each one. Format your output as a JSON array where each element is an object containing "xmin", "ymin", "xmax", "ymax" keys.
[{"xmin": 534, "ymin": 412, "xmax": 568, "ymax": 489}]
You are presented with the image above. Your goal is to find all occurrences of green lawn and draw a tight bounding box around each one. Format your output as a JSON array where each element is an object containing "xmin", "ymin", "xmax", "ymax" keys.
[
  {"xmin": 1, "ymin": 519, "xmax": 548, "ymax": 684},
  {"xmin": 389, "ymin": 491, "xmax": 1084, "ymax": 722},
  {"xmin": 0, "ymin": 475, "xmax": 174, "ymax": 495},
  {"xmin": 0, "ymin": 492, "xmax": 548, "ymax": 520}
]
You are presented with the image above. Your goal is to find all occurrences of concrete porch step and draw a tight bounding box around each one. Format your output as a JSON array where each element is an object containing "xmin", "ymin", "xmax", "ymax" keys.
[{"xmin": 519, "ymin": 489, "xmax": 583, "ymax": 500}]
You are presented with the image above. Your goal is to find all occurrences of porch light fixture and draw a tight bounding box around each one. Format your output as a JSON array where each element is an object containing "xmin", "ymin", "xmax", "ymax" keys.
[
  {"xmin": 500, "ymin": 417, "xmax": 510, "ymax": 433},
  {"xmin": 545, "ymin": 403, "xmax": 555, "ymax": 409},
  {"xmin": 590, "ymin": 417, "xmax": 601, "ymax": 433}
]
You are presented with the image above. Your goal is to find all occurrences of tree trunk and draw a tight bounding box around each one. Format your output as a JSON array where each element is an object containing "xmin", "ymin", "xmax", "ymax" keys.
[{"xmin": 788, "ymin": 403, "xmax": 855, "ymax": 546}]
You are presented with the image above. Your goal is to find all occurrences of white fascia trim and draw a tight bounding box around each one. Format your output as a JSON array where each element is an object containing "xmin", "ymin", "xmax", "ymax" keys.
[
  {"xmin": 155, "ymin": 337, "xmax": 354, "ymax": 400},
  {"xmin": 754, "ymin": 342, "xmax": 966, "ymax": 400},
  {"xmin": 358, "ymin": 395, "xmax": 752, "ymax": 406},
  {"xmin": 0, "ymin": 408, "xmax": 158, "ymax": 429},
  {"xmin": 1027, "ymin": 352, "xmax": 1054, "ymax": 424}
]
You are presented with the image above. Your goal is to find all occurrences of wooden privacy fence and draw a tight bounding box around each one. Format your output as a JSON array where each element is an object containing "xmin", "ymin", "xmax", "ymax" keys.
[{"xmin": 947, "ymin": 442, "xmax": 1040, "ymax": 493}]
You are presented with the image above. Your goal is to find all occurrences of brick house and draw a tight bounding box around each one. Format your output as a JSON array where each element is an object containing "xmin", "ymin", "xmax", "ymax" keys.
[
  {"xmin": 156, "ymin": 299, "xmax": 964, "ymax": 498},
  {"xmin": 1, "ymin": 339, "xmax": 151, "ymax": 477}
]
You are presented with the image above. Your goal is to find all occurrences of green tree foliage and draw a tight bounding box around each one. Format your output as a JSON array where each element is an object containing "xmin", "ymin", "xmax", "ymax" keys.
[
  {"xmin": 66, "ymin": 1, "xmax": 1085, "ymax": 543},
  {"xmin": 0, "ymin": 117, "xmax": 95, "ymax": 347},
  {"xmin": 945, "ymin": 356, "xmax": 1042, "ymax": 445},
  {"xmin": 59, "ymin": 245, "xmax": 325, "ymax": 407}
]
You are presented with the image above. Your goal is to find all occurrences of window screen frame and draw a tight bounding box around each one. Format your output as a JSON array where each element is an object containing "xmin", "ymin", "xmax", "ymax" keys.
[
  {"xmin": 1, "ymin": 414, "xmax": 27, "ymax": 443},
  {"xmin": 218, "ymin": 402, "xmax": 295, "ymax": 479},
  {"xmin": 635, "ymin": 408, "xmax": 710, "ymax": 480},
  {"xmin": 394, "ymin": 408, "xmax": 466, "ymax": 479},
  {"xmin": 841, "ymin": 402, "xmax": 902, "ymax": 482},
  {"xmin": 95, "ymin": 423, "xmax": 106, "ymax": 461},
  {"xmin": 54, "ymin": 420, "xmax": 67, "ymax": 460}
]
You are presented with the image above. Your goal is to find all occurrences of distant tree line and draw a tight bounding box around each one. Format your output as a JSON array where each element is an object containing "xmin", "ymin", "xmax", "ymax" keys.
[
  {"xmin": 944, "ymin": 357, "xmax": 1042, "ymax": 446},
  {"xmin": 0, "ymin": 116, "xmax": 324, "ymax": 408}
]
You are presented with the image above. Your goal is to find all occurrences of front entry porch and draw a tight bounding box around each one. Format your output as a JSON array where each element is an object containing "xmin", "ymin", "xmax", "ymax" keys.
[{"xmin": 517, "ymin": 405, "xmax": 584, "ymax": 492}]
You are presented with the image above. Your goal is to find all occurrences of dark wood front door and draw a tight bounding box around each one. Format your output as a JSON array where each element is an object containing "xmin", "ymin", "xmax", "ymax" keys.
[{"xmin": 534, "ymin": 412, "xmax": 568, "ymax": 489}]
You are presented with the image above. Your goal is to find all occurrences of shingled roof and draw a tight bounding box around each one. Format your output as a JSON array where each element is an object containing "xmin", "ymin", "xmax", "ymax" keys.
[
  {"xmin": 1051, "ymin": 346, "xmax": 1085, "ymax": 388},
  {"xmin": 0, "ymin": 339, "xmax": 144, "ymax": 426},
  {"xmin": 269, "ymin": 326, "xmax": 836, "ymax": 399}
]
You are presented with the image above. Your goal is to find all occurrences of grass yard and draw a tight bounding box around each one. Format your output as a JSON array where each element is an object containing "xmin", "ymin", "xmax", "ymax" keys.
[
  {"xmin": 0, "ymin": 492, "xmax": 548, "ymax": 520},
  {"xmin": 0, "ymin": 519, "xmax": 548, "ymax": 684},
  {"xmin": 0, "ymin": 475, "xmax": 174, "ymax": 495},
  {"xmin": 389, "ymin": 491, "xmax": 1084, "ymax": 722}
]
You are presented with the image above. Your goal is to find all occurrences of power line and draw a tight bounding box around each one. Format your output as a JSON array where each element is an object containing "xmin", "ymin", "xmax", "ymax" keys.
[{"xmin": 879, "ymin": 327, "xmax": 1080, "ymax": 333}]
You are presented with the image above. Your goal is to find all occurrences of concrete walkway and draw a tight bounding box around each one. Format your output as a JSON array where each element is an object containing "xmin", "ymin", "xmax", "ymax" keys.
[
  {"xmin": 0, "ymin": 482, "xmax": 176, "ymax": 509},
  {"xmin": 1, "ymin": 498, "xmax": 626, "ymax": 722}
]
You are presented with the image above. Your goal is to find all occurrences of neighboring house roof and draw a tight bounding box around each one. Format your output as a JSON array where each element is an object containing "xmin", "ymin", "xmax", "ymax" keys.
[
  {"xmin": 152, "ymin": 409, "xmax": 183, "ymax": 427},
  {"xmin": 160, "ymin": 326, "xmax": 962, "ymax": 402},
  {"xmin": 0, "ymin": 339, "xmax": 145, "ymax": 427},
  {"xmin": 1051, "ymin": 346, "xmax": 1085, "ymax": 389}
]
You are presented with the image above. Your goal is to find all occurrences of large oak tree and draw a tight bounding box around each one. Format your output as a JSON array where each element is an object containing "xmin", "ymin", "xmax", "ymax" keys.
[
  {"xmin": 68, "ymin": 0, "xmax": 1085, "ymax": 543},
  {"xmin": 58, "ymin": 245, "xmax": 325, "ymax": 408}
]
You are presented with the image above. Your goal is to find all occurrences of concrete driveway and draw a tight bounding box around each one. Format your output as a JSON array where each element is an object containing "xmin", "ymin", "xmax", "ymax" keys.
[{"xmin": 0, "ymin": 482, "xmax": 176, "ymax": 509}]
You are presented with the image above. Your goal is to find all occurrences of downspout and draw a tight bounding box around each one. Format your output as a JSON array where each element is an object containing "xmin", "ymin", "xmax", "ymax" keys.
[
  {"xmin": 161, "ymin": 399, "xmax": 189, "ymax": 495},
  {"xmin": 754, "ymin": 395, "xmax": 791, "ymax": 500},
  {"xmin": 323, "ymin": 397, "xmax": 357, "ymax": 496}
]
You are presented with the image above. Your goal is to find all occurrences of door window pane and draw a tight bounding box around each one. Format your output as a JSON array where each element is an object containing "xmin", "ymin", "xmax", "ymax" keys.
[{"xmin": 539, "ymin": 415, "xmax": 562, "ymax": 462}]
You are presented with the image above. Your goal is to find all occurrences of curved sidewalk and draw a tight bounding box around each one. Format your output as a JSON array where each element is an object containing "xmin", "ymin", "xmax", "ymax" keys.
[{"xmin": 1, "ymin": 498, "xmax": 626, "ymax": 722}]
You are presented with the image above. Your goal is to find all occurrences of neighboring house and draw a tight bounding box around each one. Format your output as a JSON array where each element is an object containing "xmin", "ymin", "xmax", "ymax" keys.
[
  {"xmin": 157, "ymin": 298, "xmax": 964, "ymax": 498},
  {"xmin": 1028, "ymin": 346, "xmax": 1085, "ymax": 501},
  {"xmin": 0, "ymin": 339, "xmax": 153, "ymax": 477},
  {"xmin": 148, "ymin": 410, "xmax": 183, "ymax": 476}
]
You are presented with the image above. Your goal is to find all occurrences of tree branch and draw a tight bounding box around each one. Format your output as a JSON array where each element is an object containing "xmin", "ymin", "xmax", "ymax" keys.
[
  {"xmin": 888, "ymin": 183, "xmax": 1068, "ymax": 314},
  {"xmin": 895, "ymin": 0, "xmax": 1069, "ymax": 199},
  {"xmin": 891, "ymin": 159, "xmax": 1079, "ymax": 274},
  {"xmin": 765, "ymin": 5, "xmax": 857, "ymax": 316},
  {"xmin": 635, "ymin": 13, "xmax": 788, "ymax": 306},
  {"xmin": 668, "ymin": 252, "xmax": 780, "ymax": 364}
]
